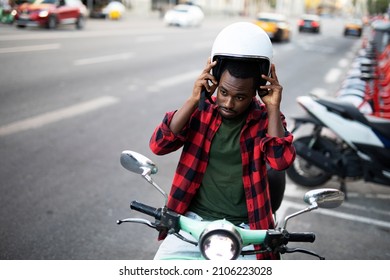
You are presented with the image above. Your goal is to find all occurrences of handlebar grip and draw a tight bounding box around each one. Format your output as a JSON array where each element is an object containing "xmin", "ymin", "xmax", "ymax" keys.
[
  {"xmin": 288, "ymin": 232, "xmax": 316, "ymax": 243},
  {"xmin": 130, "ymin": 201, "xmax": 161, "ymax": 220}
]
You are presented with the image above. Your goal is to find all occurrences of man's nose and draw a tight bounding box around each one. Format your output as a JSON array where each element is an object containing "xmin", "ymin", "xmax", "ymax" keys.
[{"xmin": 224, "ymin": 97, "xmax": 234, "ymax": 109}]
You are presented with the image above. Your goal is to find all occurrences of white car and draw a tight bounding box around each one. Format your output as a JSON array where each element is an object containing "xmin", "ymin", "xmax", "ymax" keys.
[{"xmin": 164, "ymin": 4, "xmax": 204, "ymax": 27}]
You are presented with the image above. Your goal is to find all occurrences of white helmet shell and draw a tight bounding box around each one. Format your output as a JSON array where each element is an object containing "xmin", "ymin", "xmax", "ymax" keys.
[{"xmin": 211, "ymin": 22, "xmax": 273, "ymax": 81}]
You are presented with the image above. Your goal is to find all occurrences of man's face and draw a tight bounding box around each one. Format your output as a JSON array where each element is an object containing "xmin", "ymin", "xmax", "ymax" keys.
[{"xmin": 216, "ymin": 70, "xmax": 256, "ymax": 119}]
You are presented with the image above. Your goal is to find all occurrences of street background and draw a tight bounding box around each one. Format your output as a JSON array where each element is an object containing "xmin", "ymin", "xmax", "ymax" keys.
[{"xmin": 0, "ymin": 11, "xmax": 389, "ymax": 260}]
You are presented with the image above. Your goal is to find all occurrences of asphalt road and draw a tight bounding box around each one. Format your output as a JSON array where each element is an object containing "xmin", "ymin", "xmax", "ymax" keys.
[{"xmin": 0, "ymin": 13, "xmax": 389, "ymax": 260}]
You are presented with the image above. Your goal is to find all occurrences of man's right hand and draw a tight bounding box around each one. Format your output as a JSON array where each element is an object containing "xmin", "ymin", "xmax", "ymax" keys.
[
  {"xmin": 191, "ymin": 58, "xmax": 218, "ymax": 105},
  {"xmin": 169, "ymin": 58, "xmax": 218, "ymax": 134}
]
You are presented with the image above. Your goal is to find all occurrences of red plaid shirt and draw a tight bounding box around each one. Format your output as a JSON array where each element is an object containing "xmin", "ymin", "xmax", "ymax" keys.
[{"xmin": 149, "ymin": 98, "xmax": 295, "ymax": 259}]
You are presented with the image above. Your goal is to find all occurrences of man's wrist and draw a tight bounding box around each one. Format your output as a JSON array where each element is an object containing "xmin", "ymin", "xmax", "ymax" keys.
[{"xmin": 265, "ymin": 104, "xmax": 280, "ymax": 114}]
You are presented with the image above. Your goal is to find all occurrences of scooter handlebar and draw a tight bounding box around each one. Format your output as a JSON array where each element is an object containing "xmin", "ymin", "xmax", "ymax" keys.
[
  {"xmin": 130, "ymin": 201, "xmax": 161, "ymax": 220},
  {"xmin": 288, "ymin": 232, "xmax": 316, "ymax": 243}
]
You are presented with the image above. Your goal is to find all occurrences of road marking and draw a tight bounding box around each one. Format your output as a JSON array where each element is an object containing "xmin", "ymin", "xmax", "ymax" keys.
[
  {"xmin": 324, "ymin": 68, "xmax": 342, "ymax": 83},
  {"xmin": 341, "ymin": 199, "xmax": 390, "ymax": 216},
  {"xmin": 74, "ymin": 52, "xmax": 134, "ymax": 66},
  {"xmin": 296, "ymin": 42, "xmax": 335, "ymax": 54},
  {"xmin": 0, "ymin": 96, "xmax": 119, "ymax": 136},
  {"xmin": 157, "ymin": 70, "xmax": 199, "ymax": 87},
  {"xmin": 280, "ymin": 200, "xmax": 390, "ymax": 229},
  {"xmin": 0, "ymin": 29, "xmax": 168, "ymax": 42},
  {"xmin": 283, "ymin": 183, "xmax": 390, "ymax": 228},
  {"xmin": 0, "ymin": 43, "xmax": 61, "ymax": 54},
  {"xmin": 338, "ymin": 58, "xmax": 350, "ymax": 68},
  {"xmin": 147, "ymin": 70, "xmax": 200, "ymax": 91},
  {"xmin": 310, "ymin": 87, "xmax": 328, "ymax": 96}
]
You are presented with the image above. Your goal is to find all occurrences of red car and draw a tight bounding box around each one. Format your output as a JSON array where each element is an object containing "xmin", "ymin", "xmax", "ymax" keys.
[
  {"xmin": 14, "ymin": 0, "xmax": 87, "ymax": 29},
  {"xmin": 298, "ymin": 14, "xmax": 321, "ymax": 33}
]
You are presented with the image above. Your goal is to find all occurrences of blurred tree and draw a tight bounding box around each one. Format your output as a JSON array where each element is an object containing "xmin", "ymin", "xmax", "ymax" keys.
[{"xmin": 367, "ymin": 0, "xmax": 389, "ymax": 15}]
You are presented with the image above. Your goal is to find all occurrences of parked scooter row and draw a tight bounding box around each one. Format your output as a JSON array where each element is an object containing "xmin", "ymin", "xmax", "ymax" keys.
[
  {"xmin": 336, "ymin": 20, "xmax": 390, "ymax": 118},
  {"xmin": 287, "ymin": 20, "xmax": 390, "ymax": 197}
]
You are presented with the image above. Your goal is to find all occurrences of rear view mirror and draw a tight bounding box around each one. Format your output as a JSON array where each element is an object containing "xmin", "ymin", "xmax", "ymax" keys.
[
  {"xmin": 120, "ymin": 150, "xmax": 158, "ymax": 176},
  {"xmin": 304, "ymin": 188, "xmax": 345, "ymax": 209}
]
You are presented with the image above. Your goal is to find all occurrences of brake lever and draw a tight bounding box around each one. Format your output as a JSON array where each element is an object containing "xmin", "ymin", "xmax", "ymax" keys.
[
  {"xmin": 174, "ymin": 233, "xmax": 198, "ymax": 246},
  {"xmin": 116, "ymin": 218, "xmax": 157, "ymax": 229},
  {"xmin": 283, "ymin": 246, "xmax": 325, "ymax": 260}
]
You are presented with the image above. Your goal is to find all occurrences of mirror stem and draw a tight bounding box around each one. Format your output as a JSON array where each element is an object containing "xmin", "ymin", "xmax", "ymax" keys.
[
  {"xmin": 281, "ymin": 203, "xmax": 318, "ymax": 230},
  {"xmin": 142, "ymin": 173, "xmax": 168, "ymax": 207}
]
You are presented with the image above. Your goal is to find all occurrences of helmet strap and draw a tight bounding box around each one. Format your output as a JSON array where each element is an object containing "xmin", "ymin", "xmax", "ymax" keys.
[{"xmin": 199, "ymin": 88, "xmax": 215, "ymax": 111}]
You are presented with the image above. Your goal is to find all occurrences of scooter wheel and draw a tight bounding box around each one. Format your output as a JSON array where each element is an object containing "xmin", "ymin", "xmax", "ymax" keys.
[{"xmin": 287, "ymin": 136, "xmax": 334, "ymax": 187}]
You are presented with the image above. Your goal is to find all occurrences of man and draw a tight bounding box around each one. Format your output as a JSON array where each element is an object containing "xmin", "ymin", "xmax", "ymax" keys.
[{"xmin": 149, "ymin": 22, "xmax": 296, "ymax": 260}]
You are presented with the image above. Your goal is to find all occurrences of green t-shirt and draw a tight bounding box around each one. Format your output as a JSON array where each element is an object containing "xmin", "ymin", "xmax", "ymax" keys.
[{"xmin": 188, "ymin": 115, "xmax": 248, "ymax": 225}]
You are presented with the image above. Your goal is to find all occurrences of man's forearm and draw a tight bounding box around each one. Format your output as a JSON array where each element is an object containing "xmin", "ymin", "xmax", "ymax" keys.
[{"xmin": 169, "ymin": 97, "xmax": 198, "ymax": 134}]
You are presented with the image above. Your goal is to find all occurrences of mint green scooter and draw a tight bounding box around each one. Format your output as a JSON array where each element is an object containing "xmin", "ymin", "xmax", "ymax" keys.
[{"xmin": 117, "ymin": 150, "xmax": 344, "ymax": 260}]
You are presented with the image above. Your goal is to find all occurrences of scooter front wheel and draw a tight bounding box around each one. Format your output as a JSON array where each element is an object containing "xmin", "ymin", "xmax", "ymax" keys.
[{"xmin": 287, "ymin": 136, "xmax": 334, "ymax": 187}]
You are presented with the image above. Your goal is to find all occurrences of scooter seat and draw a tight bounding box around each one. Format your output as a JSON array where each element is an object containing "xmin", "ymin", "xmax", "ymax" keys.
[{"xmin": 317, "ymin": 97, "xmax": 390, "ymax": 142}]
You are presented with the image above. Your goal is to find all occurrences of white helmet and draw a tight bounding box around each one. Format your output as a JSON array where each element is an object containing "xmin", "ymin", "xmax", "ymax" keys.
[{"xmin": 211, "ymin": 22, "xmax": 273, "ymax": 86}]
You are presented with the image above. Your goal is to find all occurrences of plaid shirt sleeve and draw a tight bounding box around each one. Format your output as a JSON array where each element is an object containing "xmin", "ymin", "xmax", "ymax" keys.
[
  {"xmin": 261, "ymin": 131, "xmax": 296, "ymax": 171},
  {"xmin": 149, "ymin": 111, "xmax": 188, "ymax": 155}
]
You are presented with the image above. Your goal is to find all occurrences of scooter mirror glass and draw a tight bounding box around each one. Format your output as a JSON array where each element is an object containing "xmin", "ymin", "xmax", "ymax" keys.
[
  {"xmin": 304, "ymin": 188, "xmax": 344, "ymax": 209},
  {"xmin": 120, "ymin": 150, "xmax": 158, "ymax": 175}
]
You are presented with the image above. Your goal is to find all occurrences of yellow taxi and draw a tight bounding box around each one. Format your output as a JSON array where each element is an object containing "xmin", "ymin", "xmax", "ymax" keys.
[
  {"xmin": 344, "ymin": 18, "xmax": 363, "ymax": 37},
  {"xmin": 254, "ymin": 12, "xmax": 291, "ymax": 42}
]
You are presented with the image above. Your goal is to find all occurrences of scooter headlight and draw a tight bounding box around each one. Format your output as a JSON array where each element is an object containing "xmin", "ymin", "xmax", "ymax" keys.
[{"xmin": 199, "ymin": 221, "xmax": 242, "ymax": 260}]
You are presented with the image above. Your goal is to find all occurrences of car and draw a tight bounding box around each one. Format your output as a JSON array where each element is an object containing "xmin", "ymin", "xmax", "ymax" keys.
[
  {"xmin": 298, "ymin": 14, "xmax": 321, "ymax": 33},
  {"xmin": 14, "ymin": 0, "xmax": 87, "ymax": 29},
  {"xmin": 163, "ymin": 4, "xmax": 204, "ymax": 27},
  {"xmin": 254, "ymin": 12, "xmax": 291, "ymax": 42},
  {"xmin": 344, "ymin": 18, "xmax": 363, "ymax": 37},
  {"xmin": 101, "ymin": 1, "xmax": 126, "ymax": 20},
  {"xmin": 90, "ymin": 0, "xmax": 125, "ymax": 20}
]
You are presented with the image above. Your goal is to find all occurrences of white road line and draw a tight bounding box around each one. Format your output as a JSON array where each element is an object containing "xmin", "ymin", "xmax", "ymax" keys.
[
  {"xmin": 74, "ymin": 52, "xmax": 134, "ymax": 66},
  {"xmin": 155, "ymin": 70, "xmax": 200, "ymax": 88},
  {"xmin": 324, "ymin": 68, "xmax": 342, "ymax": 84},
  {"xmin": 296, "ymin": 41, "xmax": 335, "ymax": 54},
  {"xmin": 0, "ymin": 96, "xmax": 119, "ymax": 137},
  {"xmin": 0, "ymin": 30, "xmax": 160, "ymax": 41},
  {"xmin": 310, "ymin": 87, "xmax": 328, "ymax": 96},
  {"xmin": 0, "ymin": 43, "xmax": 61, "ymax": 54},
  {"xmin": 283, "ymin": 183, "xmax": 390, "ymax": 228},
  {"xmin": 280, "ymin": 200, "xmax": 390, "ymax": 229},
  {"xmin": 338, "ymin": 58, "xmax": 350, "ymax": 68}
]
